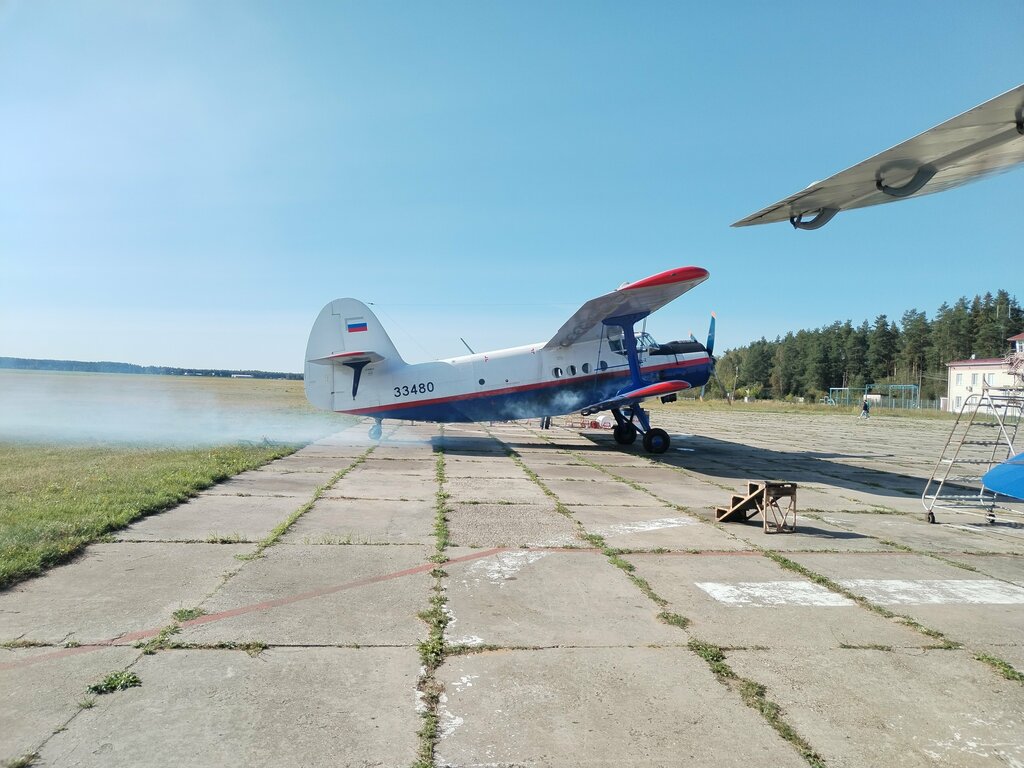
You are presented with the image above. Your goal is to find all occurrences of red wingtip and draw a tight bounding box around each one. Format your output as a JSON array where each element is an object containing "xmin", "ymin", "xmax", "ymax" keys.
[{"xmin": 621, "ymin": 266, "xmax": 710, "ymax": 291}]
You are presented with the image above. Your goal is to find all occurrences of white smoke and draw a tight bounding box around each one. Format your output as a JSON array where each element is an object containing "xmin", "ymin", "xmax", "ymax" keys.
[{"xmin": 0, "ymin": 370, "xmax": 350, "ymax": 445}]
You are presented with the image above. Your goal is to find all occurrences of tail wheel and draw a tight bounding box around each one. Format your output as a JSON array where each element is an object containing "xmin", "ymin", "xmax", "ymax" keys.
[
  {"xmin": 642, "ymin": 428, "xmax": 670, "ymax": 454},
  {"xmin": 369, "ymin": 423, "xmax": 383, "ymax": 441},
  {"xmin": 613, "ymin": 423, "xmax": 638, "ymax": 445}
]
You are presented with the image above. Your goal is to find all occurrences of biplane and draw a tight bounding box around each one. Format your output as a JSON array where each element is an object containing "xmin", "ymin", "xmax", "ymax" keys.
[{"xmin": 304, "ymin": 266, "xmax": 715, "ymax": 453}]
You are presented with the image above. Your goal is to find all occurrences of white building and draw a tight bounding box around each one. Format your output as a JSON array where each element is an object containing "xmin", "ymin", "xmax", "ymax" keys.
[{"xmin": 945, "ymin": 332, "xmax": 1024, "ymax": 412}]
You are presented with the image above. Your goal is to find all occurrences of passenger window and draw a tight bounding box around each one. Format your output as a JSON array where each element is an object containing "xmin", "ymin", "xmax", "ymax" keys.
[
  {"xmin": 568, "ymin": 365, "xmax": 577, "ymax": 375},
  {"xmin": 598, "ymin": 360, "xmax": 608, "ymax": 372},
  {"xmin": 582, "ymin": 363, "xmax": 590, "ymax": 374},
  {"xmin": 552, "ymin": 367, "xmax": 563, "ymax": 378}
]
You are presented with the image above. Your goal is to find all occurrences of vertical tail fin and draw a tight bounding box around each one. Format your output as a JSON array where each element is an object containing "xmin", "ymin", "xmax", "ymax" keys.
[{"xmin": 304, "ymin": 299, "xmax": 405, "ymax": 411}]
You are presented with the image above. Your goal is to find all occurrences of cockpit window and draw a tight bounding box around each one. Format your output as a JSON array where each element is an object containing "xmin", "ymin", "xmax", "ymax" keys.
[{"xmin": 635, "ymin": 332, "xmax": 658, "ymax": 352}]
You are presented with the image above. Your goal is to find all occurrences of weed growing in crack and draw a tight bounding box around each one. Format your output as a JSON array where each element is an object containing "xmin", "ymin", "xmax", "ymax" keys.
[
  {"xmin": 87, "ymin": 669, "xmax": 141, "ymax": 695},
  {"xmin": 974, "ymin": 653, "xmax": 1024, "ymax": 682},
  {"xmin": 172, "ymin": 607, "xmax": 205, "ymax": 623}
]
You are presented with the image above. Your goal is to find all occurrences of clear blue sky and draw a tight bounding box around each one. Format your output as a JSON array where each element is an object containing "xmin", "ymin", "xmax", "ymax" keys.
[{"xmin": 1, "ymin": 1, "xmax": 1021, "ymax": 371}]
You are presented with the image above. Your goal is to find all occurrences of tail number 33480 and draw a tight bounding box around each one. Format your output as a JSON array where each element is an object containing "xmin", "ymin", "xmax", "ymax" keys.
[{"xmin": 394, "ymin": 382, "xmax": 435, "ymax": 398}]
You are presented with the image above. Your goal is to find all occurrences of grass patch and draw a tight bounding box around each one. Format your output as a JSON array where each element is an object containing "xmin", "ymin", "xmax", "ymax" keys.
[
  {"xmin": 87, "ymin": 669, "xmax": 141, "ymax": 695},
  {"xmin": 78, "ymin": 697, "xmax": 96, "ymax": 709},
  {"xmin": 0, "ymin": 639, "xmax": 49, "ymax": 649},
  {"xmin": 0, "ymin": 442, "xmax": 298, "ymax": 589}
]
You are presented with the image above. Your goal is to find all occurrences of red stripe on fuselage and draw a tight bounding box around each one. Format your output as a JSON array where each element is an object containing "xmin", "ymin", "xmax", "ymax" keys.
[{"xmin": 342, "ymin": 357, "xmax": 709, "ymax": 416}]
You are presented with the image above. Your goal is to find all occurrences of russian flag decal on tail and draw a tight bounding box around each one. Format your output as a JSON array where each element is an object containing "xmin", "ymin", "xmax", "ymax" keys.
[{"xmin": 346, "ymin": 317, "xmax": 368, "ymax": 333}]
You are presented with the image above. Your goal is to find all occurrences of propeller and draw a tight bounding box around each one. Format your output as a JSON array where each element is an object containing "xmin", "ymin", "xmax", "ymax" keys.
[{"xmin": 700, "ymin": 313, "xmax": 729, "ymax": 402}]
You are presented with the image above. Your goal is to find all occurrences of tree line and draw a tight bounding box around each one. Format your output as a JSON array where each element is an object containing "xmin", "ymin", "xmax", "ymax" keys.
[
  {"xmin": 712, "ymin": 290, "xmax": 1022, "ymax": 402},
  {"xmin": 0, "ymin": 357, "xmax": 302, "ymax": 380}
]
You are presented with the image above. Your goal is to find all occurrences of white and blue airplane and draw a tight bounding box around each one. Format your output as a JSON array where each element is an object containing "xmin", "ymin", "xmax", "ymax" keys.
[{"xmin": 304, "ymin": 266, "xmax": 715, "ymax": 453}]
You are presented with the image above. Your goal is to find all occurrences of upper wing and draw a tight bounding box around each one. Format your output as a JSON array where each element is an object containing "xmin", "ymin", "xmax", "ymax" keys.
[
  {"xmin": 543, "ymin": 266, "xmax": 709, "ymax": 350},
  {"xmin": 733, "ymin": 83, "xmax": 1024, "ymax": 229}
]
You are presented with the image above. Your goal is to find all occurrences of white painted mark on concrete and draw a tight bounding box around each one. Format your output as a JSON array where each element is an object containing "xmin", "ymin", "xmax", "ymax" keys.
[
  {"xmin": 674, "ymin": 447, "xmax": 695, "ymax": 452},
  {"xmin": 697, "ymin": 579, "xmax": 1024, "ymax": 606},
  {"xmin": 838, "ymin": 579, "xmax": 1024, "ymax": 605},
  {"xmin": 463, "ymin": 550, "xmax": 550, "ymax": 587},
  {"xmin": 696, "ymin": 581, "xmax": 854, "ymax": 607},
  {"xmin": 595, "ymin": 516, "xmax": 696, "ymax": 537}
]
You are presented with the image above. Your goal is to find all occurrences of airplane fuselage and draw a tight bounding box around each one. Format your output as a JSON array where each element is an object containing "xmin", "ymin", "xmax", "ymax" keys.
[{"xmin": 331, "ymin": 339, "xmax": 712, "ymax": 423}]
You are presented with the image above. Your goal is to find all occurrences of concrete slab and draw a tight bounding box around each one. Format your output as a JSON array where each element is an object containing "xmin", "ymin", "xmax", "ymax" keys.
[
  {"xmin": 261, "ymin": 453, "xmax": 352, "ymax": 473},
  {"xmin": 116, "ymin": 494, "xmax": 301, "ymax": 542},
  {"xmin": 789, "ymin": 552, "xmax": 1024, "ymax": 648},
  {"xmin": 628, "ymin": 553, "xmax": 926, "ymax": 649},
  {"xmin": 445, "ymin": 548, "xmax": 680, "ymax": 647},
  {"xmin": 528, "ymin": 462, "xmax": 610, "ymax": 482},
  {"xmin": 281, "ymin": 496, "xmax": 434, "ymax": 545},
  {"xmin": 205, "ymin": 469, "xmax": 334, "ymax": 497},
  {"xmin": 727, "ymin": 648, "xmax": 1024, "ymax": 768},
  {"xmin": 726, "ymin": 518, "xmax": 894, "ymax": 552},
  {"xmin": 544, "ymin": 477, "xmax": 663, "ymax": 507},
  {"xmin": 324, "ymin": 470, "xmax": 434, "ymax": 501},
  {"xmin": 446, "ymin": 503, "xmax": 579, "ymax": 548},
  {"xmin": 38, "ymin": 648, "xmax": 421, "ymax": 768},
  {"xmin": 445, "ymin": 476, "xmax": 550, "ymax": 505},
  {"xmin": 436, "ymin": 647, "xmax": 808, "ymax": 768},
  {"xmin": 355, "ymin": 457, "xmax": 438, "ymax": 477},
  {"xmin": 443, "ymin": 457, "xmax": 523, "ymax": 479},
  {"xmin": 0, "ymin": 543, "xmax": 251, "ymax": 644},
  {"xmin": 178, "ymin": 544, "xmax": 431, "ymax": 646},
  {"xmin": 0, "ymin": 646, "xmax": 139, "ymax": 763},
  {"xmin": 815, "ymin": 512, "xmax": 1024, "ymax": 554},
  {"xmin": 958, "ymin": 553, "xmax": 1024, "ymax": 586},
  {"xmin": 568, "ymin": 505, "xmax": 749, "ymax": 551}
]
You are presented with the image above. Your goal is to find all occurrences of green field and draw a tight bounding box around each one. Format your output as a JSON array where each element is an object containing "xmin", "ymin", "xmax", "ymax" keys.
[{"xmin": 0, "ymin": 371, "xmax": 353, "ymax": 589}]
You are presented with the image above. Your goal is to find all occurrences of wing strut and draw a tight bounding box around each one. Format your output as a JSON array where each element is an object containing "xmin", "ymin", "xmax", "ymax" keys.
[{"xmin": 603, "ymin": 311, "xmax": 650, "ymax": 389}]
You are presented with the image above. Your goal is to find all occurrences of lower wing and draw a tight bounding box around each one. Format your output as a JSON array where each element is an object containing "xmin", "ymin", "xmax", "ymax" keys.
[{"xmin": 580, "ymin": 380, "xmax": 690, "ymax": 416}]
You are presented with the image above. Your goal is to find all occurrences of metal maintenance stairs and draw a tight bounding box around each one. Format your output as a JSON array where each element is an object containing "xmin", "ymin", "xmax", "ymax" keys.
[{"xmin": 922, "ymin": 381, "xmax": 1023, "ymax": 523}]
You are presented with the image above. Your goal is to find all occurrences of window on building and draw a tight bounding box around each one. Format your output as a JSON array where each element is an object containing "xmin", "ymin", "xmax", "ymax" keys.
[
  {"xmin": 985, "ymin": 373, "xmax": 995, "ymax": 384},
  {"xmin": 971, "ymin": 373, "xmax": 979, "ymax": 386},
  {"xmin": 955, "ymin": 373, "xmax": 963, "ymax": 386},
  {"xmin": 955, "ymin": 396, "xmax": 962, "ymax": 409}
]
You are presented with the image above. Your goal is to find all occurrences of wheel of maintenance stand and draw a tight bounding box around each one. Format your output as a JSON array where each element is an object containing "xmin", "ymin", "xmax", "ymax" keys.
[
  {"xmin": 926, "ymin": 511, "xmax": 935, "ymax": 524},
  {"xmin": 613, "ymin": 423, "xmax": 638, "ymax": 445},
  {"xmin": 643, "ymin": 428, "xmax": 670, "ymax": 454},
  {"xmin": 369, "ymin": 424, "xmax": 383, "ymax": 440}
]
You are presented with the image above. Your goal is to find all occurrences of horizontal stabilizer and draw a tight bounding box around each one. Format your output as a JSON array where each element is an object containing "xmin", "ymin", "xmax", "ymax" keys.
[
  {"xmin": 308, "ymin": 350, "xmax": 385, "ymax": 366},
  {"xmin": 982, "ymin": 452, "xmax": 1024, "ymax": 501},
  {"xmin": 580, "ymin": 380, "xmax": 690, "ymax": 416}
]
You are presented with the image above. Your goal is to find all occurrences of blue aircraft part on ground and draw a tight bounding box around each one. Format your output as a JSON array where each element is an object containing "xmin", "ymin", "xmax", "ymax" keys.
[{"xmin": 982, "ymin": 453, "xmax": 1024, "ymax": 501}]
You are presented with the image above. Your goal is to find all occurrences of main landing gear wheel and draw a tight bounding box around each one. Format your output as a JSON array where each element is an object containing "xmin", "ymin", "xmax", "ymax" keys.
[
  {"xmin": 613, "ymin": 423, "xmax": 638, "ymax": 445},
  {"xmin": 642, "ymin": 428, "xmax": 670, "ymax": 454},
  {"xmin": 368, "ymin": 422, "xmax": 383, "ymax": 441}
]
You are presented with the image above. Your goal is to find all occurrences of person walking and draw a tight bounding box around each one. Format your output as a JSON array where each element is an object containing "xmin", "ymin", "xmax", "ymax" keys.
[{"xmin": 859, "ymin": 398, "xmax": 871, "ymax": 419}]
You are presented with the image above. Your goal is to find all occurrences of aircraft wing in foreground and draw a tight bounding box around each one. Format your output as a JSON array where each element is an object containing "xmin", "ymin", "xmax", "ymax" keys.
[{"xmin": 734, "ymin": 83, "xmax": 1024, "ymax": 230}]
